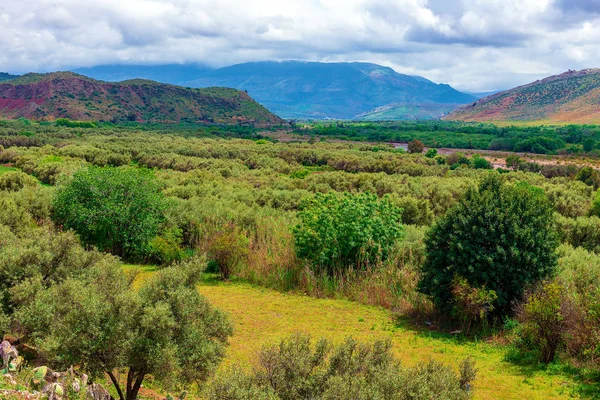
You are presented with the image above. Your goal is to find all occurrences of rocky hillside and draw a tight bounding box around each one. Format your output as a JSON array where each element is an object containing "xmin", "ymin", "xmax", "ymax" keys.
[
  {"xmin": 0, "ymin": 72, "xmax": 283, "ymax": 125},
  {"xmin": 446, "ymin": 69, "xmax": 600, "ymax": 124}
]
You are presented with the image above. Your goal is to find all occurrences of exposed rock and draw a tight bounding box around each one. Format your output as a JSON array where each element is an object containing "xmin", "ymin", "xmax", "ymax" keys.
[{"xmin": 86, "ymin": 383, "xmax": 113, "ymax": 400}]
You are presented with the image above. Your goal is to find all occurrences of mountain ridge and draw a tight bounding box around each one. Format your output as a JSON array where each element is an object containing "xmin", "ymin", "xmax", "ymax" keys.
[{"xmin": 70, "ymin": 61, "xmax": 476, "ymax": 120}]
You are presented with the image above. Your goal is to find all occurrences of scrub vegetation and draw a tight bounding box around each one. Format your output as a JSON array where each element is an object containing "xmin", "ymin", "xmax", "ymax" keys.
[{"xmin": 0, "ymin": 118, "xmax": 599, "ymax": 399}]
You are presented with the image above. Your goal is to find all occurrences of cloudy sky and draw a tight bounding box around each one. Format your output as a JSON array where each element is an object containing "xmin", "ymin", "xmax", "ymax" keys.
[{"xmin": 1, "ymin": 0, "xmax": 600, "ymax": 92}]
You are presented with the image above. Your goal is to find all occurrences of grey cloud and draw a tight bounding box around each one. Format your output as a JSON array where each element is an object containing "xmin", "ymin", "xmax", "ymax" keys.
[
  {"xmin": 555, "ymin": 0, "xmax": 600, "ymax": 13},
  {"xmin": 1, "ymin": 0, "xmax": 600, "ymax": 92}
]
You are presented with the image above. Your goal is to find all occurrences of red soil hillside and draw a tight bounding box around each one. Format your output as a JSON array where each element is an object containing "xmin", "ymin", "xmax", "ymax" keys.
[
  {"xmin": 445, "ymin": 69, "xmax": 600, "ymax": 124},
  {"xmin": 0, "ymin": 72, "xmax": 284, "ymax": 125}
]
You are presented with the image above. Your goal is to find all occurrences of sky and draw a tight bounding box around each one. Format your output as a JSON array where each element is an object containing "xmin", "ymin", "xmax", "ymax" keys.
[{"xmin": 1, "ymin": 0, "xmax": 600, "ymax": 92}]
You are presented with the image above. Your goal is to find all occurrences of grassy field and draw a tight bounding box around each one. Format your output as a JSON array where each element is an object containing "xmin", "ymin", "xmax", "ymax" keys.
[
  {"xmin": 125, "ymin": 265, "xmax": 590, "ymax": 400},
  {"xmin": 198, "ymin": 280, "xmax": 588, "ymax": 400}
]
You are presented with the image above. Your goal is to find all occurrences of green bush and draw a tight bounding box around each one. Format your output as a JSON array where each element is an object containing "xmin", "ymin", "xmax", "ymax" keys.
[
  {"xmin": 425, "ymin": 148, "xmax": 438, "ymax": 158},
  {"xmin": 52, "ymin": 166, "xmax": 166, "ymax": 259},
  {"xmin": 206, "ymin": 333, "xmax": 476, "ymax": 400},
  {"xmin": 576, "ymin": 167, "xmax": 600, "ymax": 189},
  {"xmin": 470, "ymin": 154, "xmax": 492, "ymax": 169},
  {"xmin": 419, "ymin": 174, "xmax": 559, "ymax": 317},
  {"xmin": 149, "ymin": 227, "xmax": 187, "ymax": 266},
  {"xmin": 516, "ymin": 281, "xmax": 573, "ymax": 364},
  {"xmin": 293, "ymin": 192, "xmax": 404, "ymax": 274},
  {"xmin": 208, "ymin": 223, "xmax": 249, "ymax": 280},
  {"xmin": 0, "ymin": 171, "xmax": 37, "ymax": 191}
]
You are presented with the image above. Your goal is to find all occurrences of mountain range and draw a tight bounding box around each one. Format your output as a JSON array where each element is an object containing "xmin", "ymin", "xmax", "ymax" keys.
[
  {"xmin": 446, "ymin": 69, "xmax": 600, "ymax": 124},
  {"xmin": 0, "ymin": 72, "xmax": 282, "ymax": 125},
  {"xmin": 74, "ymin": 61, "xmax": 477, "ymax": 120}
]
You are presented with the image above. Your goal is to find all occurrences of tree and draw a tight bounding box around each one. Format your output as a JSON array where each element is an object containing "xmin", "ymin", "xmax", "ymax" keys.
[
  {"xmin": 425, "ymin": 148, "xmax": 438, "ymax": 158},
  {"xmin": 293, "ymin": 192, "xmax": 403, "ymax": 274},
  {"xmin": 583, "ymin": 137, "xmax": 595, "ymax": 152},
  {"xmin": 52, "ymin": 166, "xmax": 166, "ymax": 259},
  {"xmin": 576, "ymin": 166, "xmax": 600, "ymax": 189},
  {"xmin": 408, "ymin": 139, "xmax": 425, "ymax": 154},
  {"xmin": 470, "ymin": 154, "xmax": 492, "ymax": 169},
  {"xmin": 419, "ymin": 174, "xmax": 559, "ymax": 316},
  {"xmin": 16, "ymin": 262, "xmax": 233, "ymax": 400}
]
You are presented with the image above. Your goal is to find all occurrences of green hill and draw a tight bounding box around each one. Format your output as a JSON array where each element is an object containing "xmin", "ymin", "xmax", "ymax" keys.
[{"xmin": 0, "ymin": 72, "xmax": 283, "ymax": 125}]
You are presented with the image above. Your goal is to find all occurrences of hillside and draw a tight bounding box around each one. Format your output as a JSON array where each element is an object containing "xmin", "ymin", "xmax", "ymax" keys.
[
  {"xmin": 0, "ymin": 72, "xmax": 283, "ymax": 125},
  {"xmin": 446, "ymin": 69, "xmax": 600, "ymax": 124}
]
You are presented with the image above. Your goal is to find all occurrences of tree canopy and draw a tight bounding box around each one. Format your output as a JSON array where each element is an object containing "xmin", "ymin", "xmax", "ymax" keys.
[{"xmin": 419, "ymin": 174, "xmax": 559, "ymax": 316}]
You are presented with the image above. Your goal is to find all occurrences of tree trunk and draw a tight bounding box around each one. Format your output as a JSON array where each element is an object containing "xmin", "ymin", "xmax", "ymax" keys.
[
  {"xmin": 107, "ymin": 370, "xmax": 125, "ymax": 400},
  {"xmin": 126, "ymin": 369, "xmax": 145, "ymax": 400}
]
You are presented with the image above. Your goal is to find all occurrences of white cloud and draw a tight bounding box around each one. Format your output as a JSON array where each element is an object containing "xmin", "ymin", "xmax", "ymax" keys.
[{"xmin": 0, "ymin": 0, "xmax": 599, "ymax": 91}]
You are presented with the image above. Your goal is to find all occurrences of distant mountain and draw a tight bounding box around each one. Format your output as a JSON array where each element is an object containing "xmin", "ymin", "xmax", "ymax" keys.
[
  {"xmin": 356, "ymin": 103, "xmax": 462, "ymax": 121},
  {"xmin": 446, "ymin": 69, "xmax": 600, "ymax": 124},
  {"xmin": 72, "ymin": 64, "xmax": 210, "ymax": 86},
  {"xmin": 0, "ymin": 73, "xmax": 18, "ymax": 82},
  {"xmin": 186, "ymin": 61, "xmax": 476, "ymax": 119},
  {"xmin": 0, "ymin": 72, "xmax": 283, "ymax": 125}
]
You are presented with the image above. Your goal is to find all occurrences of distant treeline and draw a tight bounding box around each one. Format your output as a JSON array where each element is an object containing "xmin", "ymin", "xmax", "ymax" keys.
[{"xmin": 294, "ymin": 121, "xmax": 600, "ymax": 155}]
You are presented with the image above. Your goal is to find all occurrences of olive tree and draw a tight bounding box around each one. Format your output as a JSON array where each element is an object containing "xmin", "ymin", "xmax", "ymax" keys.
[
  {"xmin": 419, "ymin": 174, "xmax": 559, "ymax": 317},
  {"xmin": 16, "ymin": 262, "xmax": 233, "ymax": 400},
  {"xmin": 52, "ymin": 166, "xmax": 166, "ymax": 259}
]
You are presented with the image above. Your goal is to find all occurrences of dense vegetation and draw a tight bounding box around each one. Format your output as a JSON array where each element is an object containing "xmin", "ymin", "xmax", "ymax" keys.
[
  {"xmin": 296, "ymin": 120, "xmax": 600, "ymax": 155},
  {"xmin": 1, "ymin": 119, "xmax": 600, "ymax": 397}
]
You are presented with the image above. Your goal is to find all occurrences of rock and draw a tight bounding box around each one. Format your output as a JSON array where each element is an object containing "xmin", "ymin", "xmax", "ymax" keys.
[
  {"xmin": 72, "ymin": 378, "xmax": 81, "ymax": 392},
  {"xmin": 86, "ymin": 383, "xmax": 112, "ymax": 400},
  {"xmin": 0, "ymin": 340, "xmax": 18, "ymax": 370},
  {"xmin": 42, "ymin": 382, "xmax": 64, "ymax": 400}
]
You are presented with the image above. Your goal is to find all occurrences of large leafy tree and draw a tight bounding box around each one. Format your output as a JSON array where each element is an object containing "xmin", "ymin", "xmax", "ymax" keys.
[
  {"xmin": 419, "ymin": 174, "xmax": 559, "ymax": 316},
  {"xmin": 16, "ymin": 263, "xmax": 233, "ymax": 400},
  {"xmin": 293, "ymin": 192, "xmax": 403, "ymax": 274},
  {"xmin": 52, "ymin": 166, "xmax": 166, "ymax": 258}
]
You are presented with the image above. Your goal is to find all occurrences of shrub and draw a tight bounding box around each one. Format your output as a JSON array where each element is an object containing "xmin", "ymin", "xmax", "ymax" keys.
[
  {"xmin": 451, "ymin": 276, "xmax": 497, "ymax": 335},
  {"xmin": 206, "ymin": 333, "xmax": 475, "ymax": 400},
  {"xmin": 419, "ymin": 174, "xmax": 559, "ymax": 317},
  {"xmin": 293, "ymin": 192, "xmax": 404, "ymax": 274},
  {"xmin": 408, "ymin": 139, "xmax": 425, "ymax": 154},
  {"xmin": 149, "ymin": 227, "xmax": 187, "ymax": 266},
  {"xmin": 208, "ymin": 223, "xmax": 249, "ymax": 280},
  {"xmin": 516, "ymin": 281, "xmax": 574, "ymax": 364},
  {"xmin": 0, "ymin": 171, "xmax": 37, "ymax": 191},
  {"xmin": 393, "ymin": 196, "xmax": 434, "ymax": 226},
  {"xmin": 576, "ymin": 167, "xmax": 600, "ymax": 189},
  {"xmin": 425, "ymin": 148, "xmax": 438, "ymax": 158},
  {"xmin": 470, "ymin": 154, "xmax": 492, "ymax": 169},
  {"xmin": 52, "ymin": 166, "xmax": 166, "ymax": 259}
]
